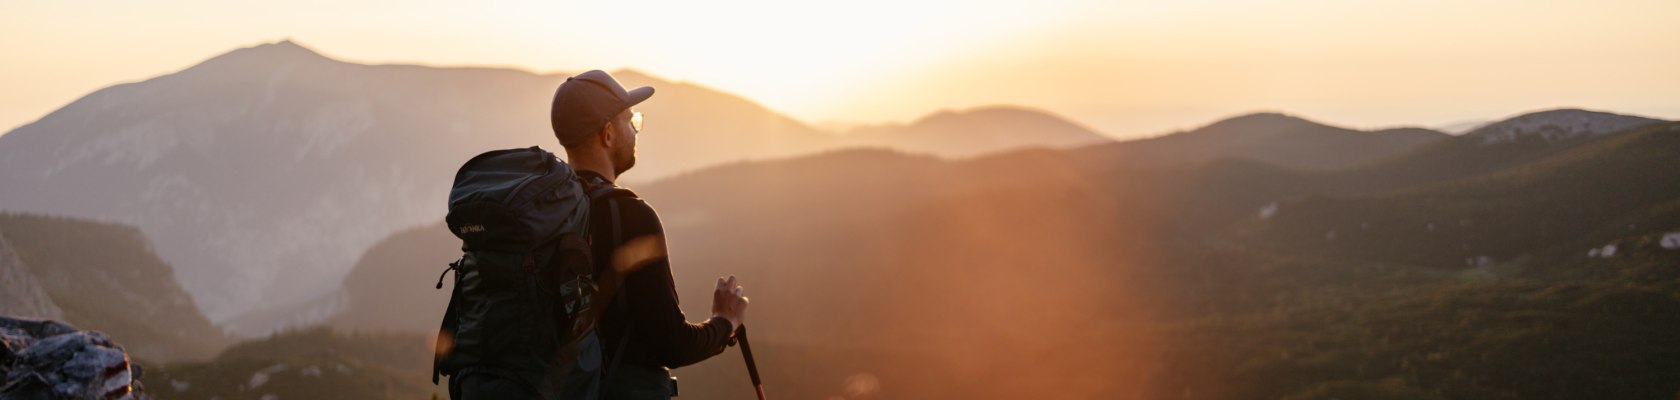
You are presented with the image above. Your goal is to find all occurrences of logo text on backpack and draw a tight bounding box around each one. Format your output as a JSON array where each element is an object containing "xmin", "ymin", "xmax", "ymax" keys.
[{"xmin": 458, "ymin": 224, "xmax": 486, "ymax": 234}]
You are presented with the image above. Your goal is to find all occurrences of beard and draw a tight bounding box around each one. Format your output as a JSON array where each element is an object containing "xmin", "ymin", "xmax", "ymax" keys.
[{"xmin": 612, "ymin": 142, "xmax": 636, "ymax": 176}]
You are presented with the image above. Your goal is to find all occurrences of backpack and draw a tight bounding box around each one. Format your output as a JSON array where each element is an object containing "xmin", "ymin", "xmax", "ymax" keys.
[{"xmin": 432, "ymin": 146, "xmax": 630, "ymax": 400}]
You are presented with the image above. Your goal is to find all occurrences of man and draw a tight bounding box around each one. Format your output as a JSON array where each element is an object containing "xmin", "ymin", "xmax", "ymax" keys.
[{"xmin": 550, "ymin": 70, "xmax": 750, "ymax": 399}]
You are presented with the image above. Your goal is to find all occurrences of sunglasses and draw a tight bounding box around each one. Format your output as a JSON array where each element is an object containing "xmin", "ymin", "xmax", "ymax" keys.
[{"xmin": 629, "ymin": 110, "xmax": 644, "ymax": 134}]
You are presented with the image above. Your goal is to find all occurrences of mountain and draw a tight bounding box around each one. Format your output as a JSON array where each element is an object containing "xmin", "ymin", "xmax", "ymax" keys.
[
  {"xmin": 0, "ymin": 212, "xmax": 228, "ymax": 361},
  {"xmin": 1074, "ymin": 112, "xmax": 1450, "ymax": 171},
  {"xmin": 603, "ymin": 115, "xmax": 1680, "ymax": 400},
  {"xmin": 0, "ymin": 228, "xmax": 64, "ymax": 320},
  {"xmin": 1318, "ymin": 108, "xmax": 1673, "ymax": 195},
  {"xmin": 310, "ymin": 106, "xmax": 1680, "ymax": 398},
  {"xmin": 1466, "ymin": 108, "xmax": 1666, "ymax": 145},
  {"xmin": 1242, "ymin": 121, "xmax": 1680, "ymax": 269},
  {"xmin": 837, "ymin": 105, "xmax": 1111, "ymax": 157},
  {"xmin": 617, "ymin": 111, "xmax": 1677, "ymax": 399},
  {"xmin": 309, "ymin": 106, "xmax": 1660, "ymax": 339},
  {"xmin": 0, "ymin": 40, "xmax": 1113, "ymax": 334},
  {"xmin": 1436, "ymin": 118, "xmax": 1492, "ymax": 134},
  {"xmin": 322, "ymin": 222, "xmax": 457, "ymax": 333},
  {"xmin": 0, "ymin": 40, "xmax": 544, "ymax": 328}
]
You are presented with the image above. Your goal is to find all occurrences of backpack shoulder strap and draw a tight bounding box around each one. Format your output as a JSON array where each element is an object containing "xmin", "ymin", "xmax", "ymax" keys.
[{"xmin": 585, "ymin": 180, "xmax": 641, "ymax": 390}]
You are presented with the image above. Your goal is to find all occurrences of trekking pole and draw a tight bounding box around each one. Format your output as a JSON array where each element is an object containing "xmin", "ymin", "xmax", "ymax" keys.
[{"xmin": 737, "ymin": 325, "xmax": 766, "ymax": 400}]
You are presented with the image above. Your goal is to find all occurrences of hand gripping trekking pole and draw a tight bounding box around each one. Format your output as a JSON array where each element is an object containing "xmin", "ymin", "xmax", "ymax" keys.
[{"xmin": 737, "ymin": 325, "xmax": 766, "ymax": 400}]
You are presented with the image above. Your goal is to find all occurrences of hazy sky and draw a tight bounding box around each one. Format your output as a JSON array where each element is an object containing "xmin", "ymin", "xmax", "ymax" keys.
[{"xmin": 3, "ymin": 0, "xmax": 1677, "ymax": 139}]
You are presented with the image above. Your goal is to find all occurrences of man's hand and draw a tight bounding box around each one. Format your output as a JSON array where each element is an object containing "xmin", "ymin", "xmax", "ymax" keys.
[{"xmin": 711, "ymin": 275, "xmax": 749, "ymax": 334}]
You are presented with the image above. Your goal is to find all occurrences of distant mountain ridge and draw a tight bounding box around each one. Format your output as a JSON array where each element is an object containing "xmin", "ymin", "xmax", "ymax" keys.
[
  {"xmin": 1073, "ymin": 111, "xmax": 1450, "ymax": 171},
  {"xmin": 1467, "ymin": 108, "xmax": 1666, "ymax": 145},
  {"xmin": 837, "ymin": 105, "xmax": 1111, "ymax": 156},
  {"xmin": 1, "ymin": 38, "xmax": 1668, "ymax": 339},
  {"xmin": 1313, "ymin": 108, "xmax": 1671, "ymax": 195},
  {"xmin": 315, "ymin": 103, "xmax": 1680, "ymax": 400},
  {"xmin": 1248, "ymin": 121, "xmax": 1680, "ymax": 268},
  {"xmin": 0, "ymin": 40, "xmax": 1119, "ymax": 335},
  {"xmin": 325, "ymin": 107, "xmax": 1678, "ymax": 335}
]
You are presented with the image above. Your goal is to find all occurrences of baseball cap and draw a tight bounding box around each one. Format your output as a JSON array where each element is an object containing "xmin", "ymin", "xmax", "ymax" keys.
[{"xmin": 551, "ymin": 70, "xmax": 654, "ymax": 146}]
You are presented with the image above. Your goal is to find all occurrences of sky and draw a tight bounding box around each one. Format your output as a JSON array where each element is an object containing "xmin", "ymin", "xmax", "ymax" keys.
[{"xmin": 2, "ymin": 0, "xmax": 1677, "ymax": 139}]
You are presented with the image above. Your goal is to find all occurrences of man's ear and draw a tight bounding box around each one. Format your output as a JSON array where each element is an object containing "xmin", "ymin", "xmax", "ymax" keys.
[{"xmin": 596, "ymin": 122, "xmax": 616, "ymax": 149}]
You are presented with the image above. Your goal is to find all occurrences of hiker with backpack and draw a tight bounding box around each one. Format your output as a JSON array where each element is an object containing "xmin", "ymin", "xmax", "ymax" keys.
[{"xmin": 434, "ymin": 69, "xmax": 749, "ymax": 400}]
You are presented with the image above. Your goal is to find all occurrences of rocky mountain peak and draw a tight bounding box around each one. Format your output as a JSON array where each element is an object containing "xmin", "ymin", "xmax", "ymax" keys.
[
  {"xmin": 182, "ymin": 39, "xmax": 337, "ymax": 76},
  {"xmin": 1469, "ymin": 108, "xmax": 1666, "ymax": 145}
]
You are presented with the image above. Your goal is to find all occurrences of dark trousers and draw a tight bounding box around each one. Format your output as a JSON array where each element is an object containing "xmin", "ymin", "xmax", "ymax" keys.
[
  {"xmin": 603, "ymin": 363, "xmax": 675, "ymax": 400},
  {"xmin": 450, "ymin": 370, "xmax": 541, "ymax": 400}
]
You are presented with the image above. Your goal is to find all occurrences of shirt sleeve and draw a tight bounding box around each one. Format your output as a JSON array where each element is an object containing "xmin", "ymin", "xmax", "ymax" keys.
[{"xmin": 611, "ymin": 197, "xmax": 736, "ymax": 369}]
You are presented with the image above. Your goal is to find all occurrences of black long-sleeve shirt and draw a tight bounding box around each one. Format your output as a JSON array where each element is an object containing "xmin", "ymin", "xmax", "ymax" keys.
[{"xmin": 582, "ymin": 171, "xmax": 734, "ymax": 370}]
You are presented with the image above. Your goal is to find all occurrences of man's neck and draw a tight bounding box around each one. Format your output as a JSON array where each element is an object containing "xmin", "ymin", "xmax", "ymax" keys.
[{"xmin": 565, "ymin": 150, "xmax": 617, "ymax": 183}]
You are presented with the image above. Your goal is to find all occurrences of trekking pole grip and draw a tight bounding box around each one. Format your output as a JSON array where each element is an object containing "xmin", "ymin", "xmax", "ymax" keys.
[{"xmin": 738, "ymin": 325, "xmax": 765, "ymax": 400}]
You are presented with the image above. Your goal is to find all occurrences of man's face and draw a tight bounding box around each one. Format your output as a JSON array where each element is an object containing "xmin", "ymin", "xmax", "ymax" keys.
[{"xmin": 610, "ymin": 108, "xmax": 639, "ymax": 176}]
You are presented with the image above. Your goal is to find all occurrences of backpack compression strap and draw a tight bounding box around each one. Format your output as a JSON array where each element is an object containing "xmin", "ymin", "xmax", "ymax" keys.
[{"xmin": 433, "ymin": 257, "xmax": 465, "ymax": 384}]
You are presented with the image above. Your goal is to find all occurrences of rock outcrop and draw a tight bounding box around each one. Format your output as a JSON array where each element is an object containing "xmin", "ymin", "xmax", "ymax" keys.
[{"xmin": 0, "ymin": 316, "xmax": 147, "ymax": 399}]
